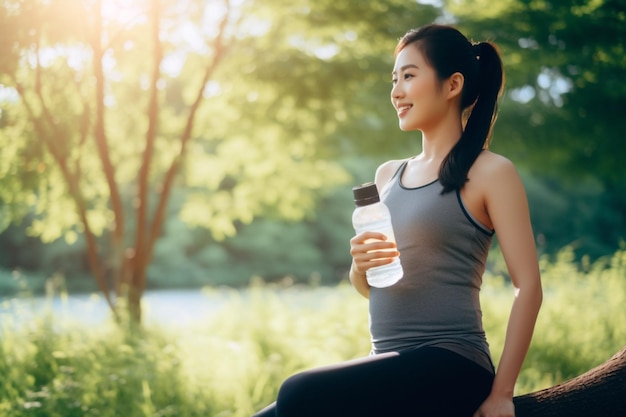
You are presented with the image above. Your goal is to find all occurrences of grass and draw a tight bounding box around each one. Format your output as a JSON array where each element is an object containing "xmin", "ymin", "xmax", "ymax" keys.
[{"xmin": 0, "ymin": 248, "xmax": 625, "ymax": 416}]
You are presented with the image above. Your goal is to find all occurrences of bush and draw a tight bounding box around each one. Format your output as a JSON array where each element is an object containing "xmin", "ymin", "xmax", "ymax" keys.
[{"xmin": 1, "ymin": 249, "xmax": 625, "ymax": 416}]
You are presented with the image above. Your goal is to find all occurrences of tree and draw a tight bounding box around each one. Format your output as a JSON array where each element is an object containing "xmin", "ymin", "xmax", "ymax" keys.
[
  {"xmin": 0, "ymin": 0, "xmax": 355, "ymax": 321},
  {"xmin": 0, "ymin": 0, "xmax": 445, "ymax": 321},
  {"xmin": 514, "ymin": 344, "xmax": 626, "ymax": 416}
]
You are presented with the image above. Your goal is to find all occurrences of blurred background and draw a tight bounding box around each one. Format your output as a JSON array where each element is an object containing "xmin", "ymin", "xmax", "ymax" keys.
[
  {"xmin": 1, "ymin": 0, "xmax": 624, "ymax": 298},
  {"xmin": 0, "ymin": 0, "xmax": 625, "ymax": 414}
]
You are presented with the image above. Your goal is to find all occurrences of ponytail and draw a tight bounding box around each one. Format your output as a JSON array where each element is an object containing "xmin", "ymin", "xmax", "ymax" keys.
[{"xmin": 439, "ymin": 41, "xmax": 504, "ymax": 193}]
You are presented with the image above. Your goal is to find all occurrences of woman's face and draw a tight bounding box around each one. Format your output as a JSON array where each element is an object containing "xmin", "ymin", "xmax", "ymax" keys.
[{"xmin": 391, "ymin": 45, "xmax": 447, "ymax": 132}]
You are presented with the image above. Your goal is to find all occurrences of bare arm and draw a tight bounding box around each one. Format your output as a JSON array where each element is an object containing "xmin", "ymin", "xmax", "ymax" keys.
[
  {"xmin": 474, "ymin": 155, "xmax": 543, "ymax": 417},
  {"xmin": 349, "ymin": 261, "xmax": 370, "ymax": 298}
]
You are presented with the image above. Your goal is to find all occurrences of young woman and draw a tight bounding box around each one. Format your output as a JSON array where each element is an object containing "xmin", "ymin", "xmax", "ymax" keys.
[{"xmin": 253, "ymin": 24, "xmax": 542, "ymax": 417}]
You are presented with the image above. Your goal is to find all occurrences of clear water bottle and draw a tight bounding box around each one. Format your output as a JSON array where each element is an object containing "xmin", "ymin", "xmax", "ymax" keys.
[{"xmin": 352, "ymin": 182, "xmax": 403, "ymax": 288}]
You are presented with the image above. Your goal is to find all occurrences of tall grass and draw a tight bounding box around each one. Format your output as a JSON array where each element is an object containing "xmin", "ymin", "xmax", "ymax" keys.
[{"xmin": 1, "ymin": 249, "xmax": 624, "ymax": 417}]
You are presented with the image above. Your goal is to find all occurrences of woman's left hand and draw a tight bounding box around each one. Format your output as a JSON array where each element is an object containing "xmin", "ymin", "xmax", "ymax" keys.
[{"xmin": 473, "ymin": 393, "xmax": 515, "ymax": 417}]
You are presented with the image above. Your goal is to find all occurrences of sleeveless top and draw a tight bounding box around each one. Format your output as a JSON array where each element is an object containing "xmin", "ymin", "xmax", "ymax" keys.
[{"xmin": 370, "ymin": 161, "xmax": 495, "ymax": 373}]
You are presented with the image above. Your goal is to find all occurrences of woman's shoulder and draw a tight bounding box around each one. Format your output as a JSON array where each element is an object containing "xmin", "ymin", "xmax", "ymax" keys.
[
  {"xmin": 472, "ymin": 150, "xmax": 519, "ymax": 180},
  {"xmin": 470, "ymin": 151, "xmax": 525, "ymax": 201},
  {"xmin": 375, "ymin": 158, "xmax": 408, "ymax": 190}
]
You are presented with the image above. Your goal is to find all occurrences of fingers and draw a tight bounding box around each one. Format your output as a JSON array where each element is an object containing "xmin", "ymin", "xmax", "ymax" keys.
[
  {"xmin": 350, "ymin": 232, "xmax": 398, "ymax": 255},
  {"xmin": 350, "ymin": 231, "xmax": 388, "ymax": 244},
  {"xmin": 350, "ymin": 240, "xmax": 398, "ymax": 257},
  {"xmin": 350, "ymin": 231, "xmax": 400, "ymax": 273}
]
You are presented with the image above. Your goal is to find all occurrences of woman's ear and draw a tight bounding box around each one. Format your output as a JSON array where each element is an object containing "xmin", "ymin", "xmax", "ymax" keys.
[{"xmin": 446, "ymin": 72, "xmax": 464, "ymax": 100}]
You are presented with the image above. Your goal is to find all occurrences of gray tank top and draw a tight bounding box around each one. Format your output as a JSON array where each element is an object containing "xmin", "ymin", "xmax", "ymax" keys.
[{"xmin": 370, "ymin": 161, "xmax": 495, "ymax": 373}]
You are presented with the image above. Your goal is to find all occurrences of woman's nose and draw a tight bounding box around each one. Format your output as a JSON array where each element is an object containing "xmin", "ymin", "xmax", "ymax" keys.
[{"xmin": 391, "ymin": 81, "xmax": 404, "ymax": 99}]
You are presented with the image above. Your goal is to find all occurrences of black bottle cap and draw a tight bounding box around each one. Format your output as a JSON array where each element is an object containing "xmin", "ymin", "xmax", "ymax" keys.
[{"xmin": 352, "ymin": 182, "xmax": 380, "ymax": 207}]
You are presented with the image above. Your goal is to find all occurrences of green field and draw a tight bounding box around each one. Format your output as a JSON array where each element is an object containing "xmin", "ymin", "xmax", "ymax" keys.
[{"xmin": 1, "ymin": 249, "xmax": 625, "ymax": 417}]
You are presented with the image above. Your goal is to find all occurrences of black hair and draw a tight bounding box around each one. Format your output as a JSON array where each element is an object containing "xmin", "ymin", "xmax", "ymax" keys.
[{"xmin": 395, "ymin": 24, "xmax": 504, "ymax": 193}]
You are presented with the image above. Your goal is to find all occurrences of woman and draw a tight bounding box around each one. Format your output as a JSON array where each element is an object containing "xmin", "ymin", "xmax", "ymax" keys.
[{"xmin": 253, "ymin": 24, "xmax": 542, "ymax": 417}]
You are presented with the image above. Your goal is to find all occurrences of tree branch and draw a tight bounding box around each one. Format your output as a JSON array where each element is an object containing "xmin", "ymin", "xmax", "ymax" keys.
[
  {"xmin": 145, "ymin": 0, "xmax": 232, "ymax": 264},
  {"xmin": 131, "ymin": 0, "xmax": 163, "ymax": 302},
  {"xmin": 514, "ymin": 345, "xmax": 626, "ymax": 416},
  {"xmin": 12, "ymin": 78, "xmax": 115, "ymax": 313},
  {"xmin": 91, "ymin": 0, "xmax": 126, "ymax": 295}
]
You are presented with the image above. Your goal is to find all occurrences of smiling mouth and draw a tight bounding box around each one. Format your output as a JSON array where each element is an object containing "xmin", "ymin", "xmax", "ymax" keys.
[{"xmin": 397, "ymin": 104, "xmax": 412, "ymax": 115}]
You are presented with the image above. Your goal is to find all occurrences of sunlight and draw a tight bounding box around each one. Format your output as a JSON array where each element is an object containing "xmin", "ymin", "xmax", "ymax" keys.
[
  {"xmin": 417, "ymin": 0, "xmax": 443, "ymax": 6},
  {"xmin": 0, "ymin": 85, "xmax": 19, "ymax": 104},
  {"xmin": 510, "ymin": 85, "xmax": 536, "ymax": 104},
  {"xmin": 537, "ymin": 67, "xmax": 572, "ymax": 107},
  {"xmin": 288, "ymin": 36, "xmax": 340, "ymax": 61},
  {"xmin": 101, "ymin": 0, "xmax": 148, "ymax": 27},
  {"xmin": 203, "ymin": 80, "xmax": 222, "ymax": 98}
]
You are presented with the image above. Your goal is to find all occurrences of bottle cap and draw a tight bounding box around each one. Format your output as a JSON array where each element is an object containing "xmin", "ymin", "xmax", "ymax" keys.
[{"xmin": 352, "ymin": 182, "xmax": 380, "ymax": 207}]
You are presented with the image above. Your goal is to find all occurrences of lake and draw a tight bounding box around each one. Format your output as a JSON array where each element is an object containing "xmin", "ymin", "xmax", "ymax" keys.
[
  {"xmin": 0, "ymin": 288, "xmax": 241, "ymax": 328},
  {"xmin": 0, "ymin": 285, "xmax": 340, "ymax": 329}
]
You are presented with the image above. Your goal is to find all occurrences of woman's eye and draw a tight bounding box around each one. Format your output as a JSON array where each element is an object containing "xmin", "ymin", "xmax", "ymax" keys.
[{"xmin": 392, "ymin": 73, "xmax": 414, "ymax": 85}]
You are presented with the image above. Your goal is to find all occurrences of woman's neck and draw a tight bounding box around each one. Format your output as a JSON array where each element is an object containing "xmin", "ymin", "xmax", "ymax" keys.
[{"xmin": 416, "ymin": 105, "xmax": 463, "ymax": 159}]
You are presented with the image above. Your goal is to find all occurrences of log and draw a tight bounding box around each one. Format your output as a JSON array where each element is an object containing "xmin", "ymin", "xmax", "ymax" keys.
[{"xmin": 514, "ymin": 345, "xmax": 626, "ymax": 416}]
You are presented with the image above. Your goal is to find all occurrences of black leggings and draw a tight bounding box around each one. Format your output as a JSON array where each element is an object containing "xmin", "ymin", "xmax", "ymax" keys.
[{"xmin": 253, "ymin": 347, "xmax": 494, "ymax": 417}]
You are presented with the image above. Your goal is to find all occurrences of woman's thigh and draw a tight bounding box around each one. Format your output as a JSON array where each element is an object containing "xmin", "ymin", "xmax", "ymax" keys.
[{"xmin": 274, "ymin": 347, "xmax": 493, "ymax": 417}]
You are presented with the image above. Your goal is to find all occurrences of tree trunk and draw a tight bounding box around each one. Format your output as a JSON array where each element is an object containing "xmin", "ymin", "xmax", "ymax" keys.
[{"xmin": 514, "ymin": 345, "xmax": 626, "ymax": 416}]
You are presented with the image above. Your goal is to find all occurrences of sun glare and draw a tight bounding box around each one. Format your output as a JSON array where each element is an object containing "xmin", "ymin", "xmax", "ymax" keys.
[{"xmin": 100, "ymin": 0, "xmax": 148, "ymax": 27}]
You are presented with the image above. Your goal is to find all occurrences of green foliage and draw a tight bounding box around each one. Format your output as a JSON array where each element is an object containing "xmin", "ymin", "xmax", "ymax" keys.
[
  {"xmin": 0, "ymin": 0, "xmax": 440, "ymax": 241},
  {"xmin": 0, "ymin": 0, "xmax": 359, "ymax": 310},
  {"xmin": 1, "ymin": 163, "xmax": 620, "ymax": 293},
  {"xmin": 439, "ymin": 0, "xmax": 626, "ymax": 256},
  {"xmin": 1, "ymin": 249, "xmax": 625, "ymax": 415},
  {"xmin": 521, "ymin": 248, "xmax": 626, "ymax": 391},
  {"xmin": 0, "ymin": 315, "xmax": 189, "ymax": 416},
  {"xmin": 520, "ymin": 170, "xmax": 622, "ymax": 259},
  {"xmin": 0, "ymin": 269, "xmax": 47, "ymax": 299},
  {"xmin": 1, "ymin": 0, "xmax": 625, "ymax": 304},
  {"xmin": 450, "ymin": 0, "xmax": 626, "ymax": 199},
  {"xmin": 483, "ymin": 248, "xmax": 626, "ymax": 393},
  {"xmin": 148, "ymin": 183, "xmax": 358, "ymax": 288}
]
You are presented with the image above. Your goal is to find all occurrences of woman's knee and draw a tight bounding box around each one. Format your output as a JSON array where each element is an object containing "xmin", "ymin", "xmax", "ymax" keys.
[
  {"xmin": 275, "ymin": 370, "xmax": 327, "ymax": 415},
  {"xmin": 277, "ymin": 371, "xmax": 314, "ymax": 403}
]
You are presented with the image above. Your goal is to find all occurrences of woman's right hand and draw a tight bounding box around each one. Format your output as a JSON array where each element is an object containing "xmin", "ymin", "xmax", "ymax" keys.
[
  {"xmin": 349, "ymin": 231, "xmax": 400, "ymax": 275},
  {"xmin": 349, "ymin": 231, "xmax": 400, "ymax": 298}
]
